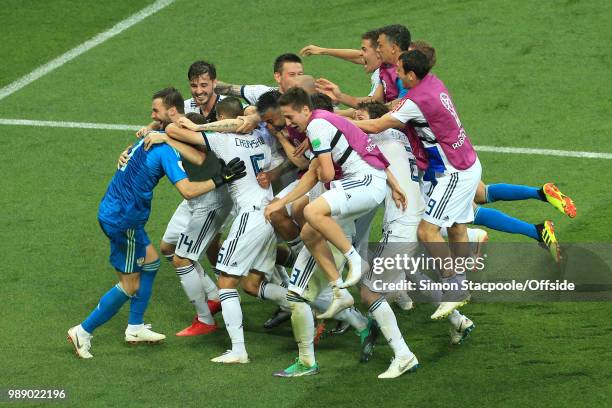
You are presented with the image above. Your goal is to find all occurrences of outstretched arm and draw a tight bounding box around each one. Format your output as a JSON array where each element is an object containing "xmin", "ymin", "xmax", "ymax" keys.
[
  {"xmin": 214, "ymin": 81, "xmax": 243, "ymax": 97},
  {"xmin": 143, "ymin": 132, "xmax": 206, "ymax": 165},
  {"xmin": 352, "ymin": 112, "xmax": 405, "ymax": 134},
  {"xmin": 299, "ymin": 45, "xmax": 363, "ymax": 65},
  {"xmin": 316, "ymin": 77, "xmax": 384, "ymax": 109}
]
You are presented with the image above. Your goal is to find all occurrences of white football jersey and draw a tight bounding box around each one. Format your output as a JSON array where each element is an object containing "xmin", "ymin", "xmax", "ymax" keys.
[
  {"xmin": 370, "ymin": 129, "xmax": 424, "ymax": 225},
  {"xmin": 240, "ymin": 85, "xmax": 278, "ymax": 105},
  {"xmin": 203, "ymin": 131, "xmax": 274, "ymax": 212}
]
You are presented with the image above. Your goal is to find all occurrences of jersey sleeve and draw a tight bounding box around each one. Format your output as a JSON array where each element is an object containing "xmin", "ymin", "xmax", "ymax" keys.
[
  {"xmin": 240, "ymin": 85, "xmax": 276, "ymax": 105},
  {"xmin": 159, "ymin": 145, "xmax": 188, "ymax": 184},
  {"xmin": 390, "ymin": 98, "xmax": 423, "ymax": 124},
  {"xmin": 306, "ymin": 119, "xmax": 336, "ymax": 156},
  {"xmin": 369, "ymin": 69, "xmax": 381, "ymax": 97},
  {"xmin": 201, "ymin": 132, "xmax": 223, "ymax": 155}
]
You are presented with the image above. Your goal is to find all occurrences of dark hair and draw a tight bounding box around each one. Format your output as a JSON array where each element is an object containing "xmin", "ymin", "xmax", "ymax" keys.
[
  {"xmin": 187, "ymin": 60, "xmax": 217, "ymax": 81},
  {"xmin": 310, "ymin": 92, "xmax": 334, "ymax": 112},
  {"xmin": 255, "ymin": 89, "xmax": 282, "ymax": 116},
  {"xmin": 185, "ymin": 112, "xmax": 208, "ymax": 125},
  {"xmin": 399, "ymin": 50, "xmax": 431, "ymax": 79},
  {"xmin": 361, "ymin": 29, "xmax": 380, "ymax": 46},
  {"xmin": 273, "ymin": 53, "xmax": 302, "ymax": 73},
  {"xmin": 356, "ymin": 101, "xmax": 389, "ymax": 119},
  {"xmin": 153, "ymin": 87, "xmax": 184, "ymax": 113},
  {"xmin": 410, "ymin": 40, "xmax": 436, "ymax": 69},
  {"xmin": 379, "ymin": 24, "xmax": 411, "ymax": 51},
  {"xmin": 278, "ymin": 87, "xmax": 312, "ymax": 111},
  {"xmin": 216, "ymin": 96, "xmax": 243, "ymax": 119}
]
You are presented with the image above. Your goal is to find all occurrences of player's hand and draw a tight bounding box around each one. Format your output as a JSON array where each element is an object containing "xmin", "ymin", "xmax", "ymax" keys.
[
  {"xmin": 256, "ymin": 171, "xmax": 271, "ymax": 189},
  {"xmin": 300, "ymin": 44, "xmax": 325, "ymax": 57},
  {"xmin": 391, "ymin": 186, "xmax": 407, "ymax": 211},
  {"xmin": 293, "ymin": 138, "xmax": 310, "ymax": 157},
  {"xmin": 264, "ymin": 200, "xmax": 284, "ymax": 223},
  {"xmin": 178, "ymin": 116, "xmax": 198, "ymax": 131},
  {"xmin": 315, "ymin": 78, "xmax": 342, "ymax": 101},
  {"xmin": 143, "ymin": 132, "xmax": 168, "ymax": 150},
  {"xmin": 212, "ymin": 157, "xmax": 247, "ymax": 187},
  {"xmin": 117, "ymin": 145, "xmax": 132, "ymax": 169},
  {"xmin": 236, "ymin": 115, "xmax": 258, "ymax": 133},
  {"xmin": 136, "ymin": 127, "xmax": 150, "ymax": 138}
]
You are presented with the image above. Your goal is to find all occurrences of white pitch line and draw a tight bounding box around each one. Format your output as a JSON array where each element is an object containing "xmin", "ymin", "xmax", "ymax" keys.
[
  {"xmin": 1, "ymin": 118, "xmax": 611, "ymax": 160},
  {"xmin": 474, "ymin": 145, "xmax": 612, "ymax": 160},
  {"xmin": 0, "ymin": 118, "xmax": 140, "ymax": 131},
  {"xmin": 0, "ymin": 0, "xmax": 174, "ymax": 101}
]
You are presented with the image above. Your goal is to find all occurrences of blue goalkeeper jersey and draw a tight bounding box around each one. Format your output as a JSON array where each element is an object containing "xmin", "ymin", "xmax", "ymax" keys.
[{"xmin": 98, "ymin": 138, "xmax": 188, "ymax": 229}]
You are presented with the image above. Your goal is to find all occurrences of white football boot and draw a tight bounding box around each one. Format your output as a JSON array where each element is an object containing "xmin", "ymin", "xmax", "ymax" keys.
[
  {"xmin": 211, "ymin": 350, "xmax": 250, "ymax": 364},
  {"xmin": 450, "ymin": 316, "xmax": 476, "ymax": 345},
  {"xmin": 125, "ymin": 324, "xmax": 166, "ymax": 344},
  {"xmin": 67, "ymin": 325, "xmax": 93, "ymax": 359},
  {"xmin": 317, "ymin": 287, "xmax": 354, "ymax": 319},
  {"xmin": 378, "ymin": 354, "xmax": 420, "ymax": 379}
]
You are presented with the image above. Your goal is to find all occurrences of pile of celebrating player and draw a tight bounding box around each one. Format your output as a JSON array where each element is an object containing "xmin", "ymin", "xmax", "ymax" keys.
[{"xmin": 67, "ymin": 24, "xmax": 577, "ymax": 379}]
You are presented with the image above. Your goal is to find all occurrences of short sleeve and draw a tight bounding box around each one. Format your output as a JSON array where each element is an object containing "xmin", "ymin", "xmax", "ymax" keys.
[
  {"xmin": 369, "ymin": 69, "xmax": 381, "ymax": 97},
  {"xmin": 306, "ymin": 119, "xmax": 336, "ymax": 156},
  {"xmin": 201, "ymin": 132, "xmax": 223, "ymax": 155},
  {"xmin": 240, "ymin": 85, "xmax": 277, "ymax": 105},
  {"xmin": 159, "ymin": 146, "xmax": 188, "ymax": 184},
  {"xmin": 390, "ymin": 98, "xmax": 423, "ymax": 124}
]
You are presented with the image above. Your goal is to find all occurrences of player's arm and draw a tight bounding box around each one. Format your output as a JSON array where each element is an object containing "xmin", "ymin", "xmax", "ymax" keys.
[
  {"xmin": 175, "ymin": 158, "xmax": 247, "ymax": 200},
  {"xmin": 299, "ymin": 45, "xmax": 363, "ymax": 65},
  {"xmin": 213, "ymin": 81, "xmax": 243, "ymax": 97},
  {"xmin": 316, "ymin": 78, "xmax": 383, "ymax": 109},
  {"xmin": 313, "ymin": 152, "xmax": 335, "ymax": 183},
  {"xmin": 353, "ymin": 112, "xmax": 405, "ymax": 134},
  {"xmin": 385, "ymin": 168, "xmax": 407, "ymax": 210},
  {"xmin": 264, "ymin": 159, "xmax": 319, "ymax": 221},
  {"xmin": 136, "ymin": 121, "xmax": 161, "ymax": 138},
  {"xmin": 143, "ymin": 132, "xmax": 206, "ymax": 165},
  {"xmin": 271, "ymin": 129, "xmax": 309, "ymax": 170}
]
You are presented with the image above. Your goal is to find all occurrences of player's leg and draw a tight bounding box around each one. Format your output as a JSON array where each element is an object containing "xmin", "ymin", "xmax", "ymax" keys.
[
  {"xmin": 241, "ymin": 270, "xmax": 290, "ymax": 309},
  {"xmin": 68, "ymin": 224, "xmax": 142, "ymax": 358},
  {"xmin": 172, "ymin": 208, "xmax": 228, "ymax": 335},
  {"xmin": 159, "ymin": 200, "xmax": 191, "ymax": 263},
  {"xmin": 420, "ymin": 163, "xmax": 481, "ymax": 320},
  {"xmin": 479, "ymin": 181, "xmax": 576, "ymax": 217},
  {"xmin": 300, "ymin": 222, "xmax": 354, "ymax": 319},
  {"xmin": 273, "ymin": 291, "xmax": 320, "ymax": 377},
  {"xmin": 126, "ymin": 241, "xmax": 165, "ymax": 343},
  {"xmin": 212, "ymin": 272, "xmax": 249, "ymax": 363}
]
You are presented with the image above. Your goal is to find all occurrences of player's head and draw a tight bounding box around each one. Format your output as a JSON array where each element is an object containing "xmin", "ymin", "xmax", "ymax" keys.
[
  {"xmin": 278, "ymin": 87, "xmax": 313, "ymax": 133},
  {"xmin": 216, "ymin": 96, "xmax": 243, "ymax": 120},
  {"xmin": 185, "ymin": 112, "xmax": 208, "ymax": 125},
  {"xmin": 294, "ymin": 74, "xmax": 316, "ymax": 95},
  {"xmin": 361, "ymin": 29, "xmax": 382, "ymax": 73},
  {"xmin": 256, "ymin": 90, "xmax": 285, "ymax": 131},
  {"xmin": 355, "ymin": 101, "xmax": 389, "ymax": 120},
  {"xmin": 151, "ymin": 87, "xmax": 184, "ymax": 123},
  {"xmin": 409, "ymin": 40, "xmax": 436, "ymax": 69},
  {"xmin": 187, "ymin": 60, "xmax": 217, "ymax": 108},
  {"xmin": 377, "ymin": 24, "xmax": 411, "ymax": 64},
  {"xmin": 397, "ymin": 50, "xmax": 430, "ymax": 89},
  {"xmin": 310, "ymin": 92, "xmax": 334, "ymax": 112},
  {"xmin": 273, "ymin": 53, "xmax": 304, "ymax": 93}
]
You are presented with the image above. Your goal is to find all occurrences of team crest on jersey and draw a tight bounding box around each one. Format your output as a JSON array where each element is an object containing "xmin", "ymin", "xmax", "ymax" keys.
[
  {"xmin": 439, "ymin": 92, "xmax": 462, "ymax": 128},
  {"xmin": 137, "ymin": 257, "xmax": 145, "ymax": 267},
  {"xmin": 311, "ymin": 138, "xmax": 321, "ymax": 149}
]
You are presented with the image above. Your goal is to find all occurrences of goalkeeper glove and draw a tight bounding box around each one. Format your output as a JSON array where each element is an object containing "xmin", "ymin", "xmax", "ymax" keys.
[{"xmin": 212, "ymin": 157, "xmax": 247, "ymax": 188}]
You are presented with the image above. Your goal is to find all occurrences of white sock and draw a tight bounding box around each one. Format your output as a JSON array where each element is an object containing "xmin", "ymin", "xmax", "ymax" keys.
[
  {"xmin": 447, "ymin": 309, "xmax": 463, "ymax": 329},
  {"xmin": 334, "ymin": 307, "xmax": 368, "ymax": 332},
  {"xmin": 176, "ymin": 263, "xmax": 214, "ymax": 325},
  {"xmin": 258, "ymin": 281, "xmax": 290, "ymax": 309},
  {"xmin": 193, "ymin": 261, "xmax": 219, "ymax": 300},
  {"xmin": 78, "ymin": 324, "xmax": 92, "ymax": 337},
  {"xmin": 219, "ymin": 289, "xmax": 245, "ymax": 354},
  {"xmin": 466, "ymin": 228, "xmax": 480, "ymax": 243},
  {"xmin": 126, "ymin": 323, "xmax": 144, "ymax": 334},
  {"xmin": 343, "ymin": 246, "xmax": 361, "ymax": 266},
  {"xmin": 289, "ymin": 297, "xmax": 315, "ymax": 367},
  {"xmin": 331, "ymin": 277, "xmax": 343, "ymax": 288},
  {"xmin": 369, "ymin": 297, "xmax": 413, "ymax": 359}
]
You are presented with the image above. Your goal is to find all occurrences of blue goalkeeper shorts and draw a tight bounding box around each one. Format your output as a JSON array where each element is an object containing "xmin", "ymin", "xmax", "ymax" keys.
[{"xmin": 99, "ymin": 220, "xmax": 150, "ymax": 274}]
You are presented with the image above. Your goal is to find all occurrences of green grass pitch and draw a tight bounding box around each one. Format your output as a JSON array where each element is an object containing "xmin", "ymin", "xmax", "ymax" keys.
[{"xmin": 1, "ymin": 0, "xmax": 611, "ymax": 407}]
